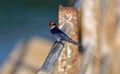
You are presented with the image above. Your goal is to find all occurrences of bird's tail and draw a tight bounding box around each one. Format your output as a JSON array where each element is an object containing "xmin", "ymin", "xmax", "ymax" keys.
[{"xmin": 66, "ymin": 39, "xmax": 82, "ymax": 46}]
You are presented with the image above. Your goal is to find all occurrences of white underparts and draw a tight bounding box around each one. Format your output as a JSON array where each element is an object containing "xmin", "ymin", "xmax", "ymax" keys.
[{"xmin": 50, "ymin": 25, "xmax": 56, "ymax": 29}]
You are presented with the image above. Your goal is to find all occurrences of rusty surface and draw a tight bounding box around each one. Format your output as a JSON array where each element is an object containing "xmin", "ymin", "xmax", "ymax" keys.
[
  {"xmin": 58, "ymin": 6, "xmax": 78, "ymax": 74},
  {"xmin": 100, "ymin": 0, "xmax": 117, "ymax": 74},
  {"xmin": 79, "ymin": 0, "xmax": 100, "ymax": 74}
]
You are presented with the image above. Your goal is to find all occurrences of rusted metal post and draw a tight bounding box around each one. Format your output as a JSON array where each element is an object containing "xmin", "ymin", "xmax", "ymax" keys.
[
  {"xmin": 37, "ymin": 42, "xmax": 64, "ymax": 74},
  {"xmin": 100, "ymin": 0, "xmax": 116, "ymax": 74},
  {"xmin": 79, "ymin": 0, "xmax": 100, "ymax": 74},
  {"xmin": 57, "ymin": 6, "xmax": 79, "ymax": 74},
  {"xmin": 113, "ymin": 0, "xmax": 120, "ymax": 73}
]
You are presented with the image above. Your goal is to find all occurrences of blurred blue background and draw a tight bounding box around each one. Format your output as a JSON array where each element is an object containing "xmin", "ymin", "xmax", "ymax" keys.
[{"xmin": 0, "ymin": 0, "xmax": 68, "ymax": 66}]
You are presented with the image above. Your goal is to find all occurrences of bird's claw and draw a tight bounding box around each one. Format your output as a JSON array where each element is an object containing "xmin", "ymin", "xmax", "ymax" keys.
[{"xmin": 53, "ymin": 40, "xmax": 65, "ymax": 47}]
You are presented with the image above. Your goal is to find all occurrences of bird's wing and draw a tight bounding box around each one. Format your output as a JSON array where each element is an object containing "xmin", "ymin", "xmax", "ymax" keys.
[
  {"xmin": 54, "ymin": 30, "xmax": 70, "ymax": 40},
  {"xmin": 54, "ymin": 30, "xmax": 78, "ymax": 45}
]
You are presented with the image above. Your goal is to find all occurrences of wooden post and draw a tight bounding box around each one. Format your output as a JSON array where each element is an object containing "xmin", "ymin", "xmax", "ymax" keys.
[{"xmin": 57, "ymin": 6, "xmax": 79, "ymax": 74}]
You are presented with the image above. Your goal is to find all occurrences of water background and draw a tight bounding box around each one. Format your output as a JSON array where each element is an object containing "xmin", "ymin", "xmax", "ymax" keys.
[{"xmin": 0, "ymin": 0, "xmax": 67, "ymax": 66}]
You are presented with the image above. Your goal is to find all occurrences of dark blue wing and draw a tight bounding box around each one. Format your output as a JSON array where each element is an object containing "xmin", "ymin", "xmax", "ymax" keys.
[
  {"xmin": 54, "ymin": 29, "xmax": 70, "ymax": 40},
  {"xmin": 50, "ymin": 27, "xmax": 79, "ymax": 45},
  {"xmin": 54, "ymin": 29, "xmax": 78, "ymax": 45}
]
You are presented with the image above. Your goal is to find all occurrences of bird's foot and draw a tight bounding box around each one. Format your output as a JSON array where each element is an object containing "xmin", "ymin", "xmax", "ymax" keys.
[{"xmin": 53, "ymin": 40, "xmax": 65, "ymax": 47}]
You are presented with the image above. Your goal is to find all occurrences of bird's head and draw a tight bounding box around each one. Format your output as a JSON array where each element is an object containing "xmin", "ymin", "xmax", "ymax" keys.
[{"xmin": 49, "ymin": 21, "xmax": 56, "ymax": 29}]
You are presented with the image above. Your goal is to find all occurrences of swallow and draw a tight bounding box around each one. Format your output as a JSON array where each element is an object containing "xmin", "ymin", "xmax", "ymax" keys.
[{"xmin": 49, "ymin": 21, "xmax": 81, "ymax": 46}]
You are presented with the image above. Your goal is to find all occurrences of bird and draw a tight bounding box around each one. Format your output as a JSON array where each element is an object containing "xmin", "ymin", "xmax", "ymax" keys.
[
  {"xmin": 49, "ymin": 21, "xmax": 106, "ymax": 62},
  {"xmin": 49, "ymin": 21, "xmax": 81, "ymax": 46}
]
